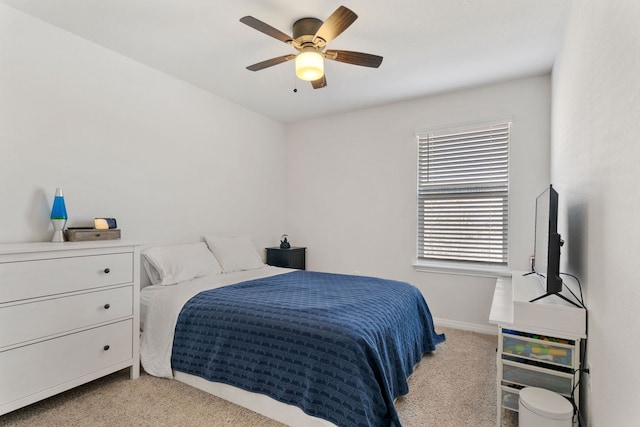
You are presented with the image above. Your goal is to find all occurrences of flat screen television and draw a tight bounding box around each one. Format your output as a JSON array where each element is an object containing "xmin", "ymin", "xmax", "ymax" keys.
[
  {"xmin": 533, "ymin": 185, "xmax": 562, "ymax": 292},
  {"xmin": 528, "ymin": 185, "xmax": 579, "ymax": 306}
]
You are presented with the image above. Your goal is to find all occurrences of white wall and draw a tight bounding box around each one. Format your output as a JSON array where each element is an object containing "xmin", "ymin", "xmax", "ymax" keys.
[
  {"xmin": 0, "ymin": 4, "xmax": 287, "ymax": 251},
  {"xmin": 285, "ymin": 75, "xmax": 552, "ymax": 330},
  {"xmin": 551, "ymin": 1, "xmax": 640, "ymax": 425}
]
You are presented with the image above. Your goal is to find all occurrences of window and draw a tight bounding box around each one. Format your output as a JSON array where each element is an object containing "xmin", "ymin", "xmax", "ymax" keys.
[{"xmin": 416, "ymin": 122, "xmax": 510, "ymax": 267}]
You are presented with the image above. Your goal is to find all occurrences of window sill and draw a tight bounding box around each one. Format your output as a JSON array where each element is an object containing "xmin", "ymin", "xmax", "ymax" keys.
[{"xmin": 413, "ymin": 260, "xmax": 511, "ymax": 278}]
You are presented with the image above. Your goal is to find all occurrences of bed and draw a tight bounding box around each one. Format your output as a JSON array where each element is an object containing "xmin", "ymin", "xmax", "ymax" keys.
[{"xmin": 139, "ymin": 238, "xmax": 445, "ymax": 427}]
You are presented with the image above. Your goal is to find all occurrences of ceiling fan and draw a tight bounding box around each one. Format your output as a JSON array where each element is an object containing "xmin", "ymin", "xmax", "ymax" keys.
[{"xmin": 240, "ymin": 6, "xmax": 383, "ymax": 89}]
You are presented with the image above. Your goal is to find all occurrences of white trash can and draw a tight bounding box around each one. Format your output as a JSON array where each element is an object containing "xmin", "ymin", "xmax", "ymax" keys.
[{"xmin": 518, "ymin": 387, "xmax": 573, "ymax": 427}]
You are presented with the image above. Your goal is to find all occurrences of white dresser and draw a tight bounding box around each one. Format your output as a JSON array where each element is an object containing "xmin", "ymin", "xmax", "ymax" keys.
[{"xmin": 0, "ymin": 241, "xmax": 141, "ymax": 416}]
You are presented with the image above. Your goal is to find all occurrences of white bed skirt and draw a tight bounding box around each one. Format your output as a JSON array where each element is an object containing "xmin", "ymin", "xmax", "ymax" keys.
[{"xmin": 173, "ymin": 371, "xmax": 338, "ymax": 427}]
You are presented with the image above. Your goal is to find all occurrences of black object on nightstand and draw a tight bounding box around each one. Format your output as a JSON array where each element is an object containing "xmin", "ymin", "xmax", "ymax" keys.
[{"xmin": 265, "ymin": 247, "xmax": 306, "ymax": 270}]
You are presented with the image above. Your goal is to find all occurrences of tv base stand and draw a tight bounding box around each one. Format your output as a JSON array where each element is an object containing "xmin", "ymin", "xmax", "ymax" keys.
[{"xmin": 530, "ymin": 291, "xmax": 582, "ymax": 308}]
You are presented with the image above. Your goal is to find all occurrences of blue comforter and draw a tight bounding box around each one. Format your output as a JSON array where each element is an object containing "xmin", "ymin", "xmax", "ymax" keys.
[{"xmin": 171, "ymin": 270, "xmax": 445, "ymax": 427}]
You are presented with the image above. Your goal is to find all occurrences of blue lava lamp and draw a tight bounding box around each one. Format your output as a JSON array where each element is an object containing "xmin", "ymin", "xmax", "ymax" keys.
[{"xmin": 50, "ymin": 187, "xmax": 68, "ymax": 242}]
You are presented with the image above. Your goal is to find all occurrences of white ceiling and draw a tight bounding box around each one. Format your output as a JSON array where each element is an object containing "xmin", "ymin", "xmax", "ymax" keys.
[{"xmin": 1, "ymin": 0, "xmax": 569, "ymax": 124}]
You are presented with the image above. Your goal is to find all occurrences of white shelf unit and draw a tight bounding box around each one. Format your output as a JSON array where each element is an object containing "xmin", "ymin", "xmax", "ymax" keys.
[
  {"xmin": 489, "ymin": 273, "xmax": 586, "ymax": 426},
  {"xmin": 0, "ymin": 241, "xmax": 141, "ymax": 416}
]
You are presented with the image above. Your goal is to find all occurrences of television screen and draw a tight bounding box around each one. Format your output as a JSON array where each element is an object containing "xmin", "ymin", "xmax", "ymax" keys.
[
  {"xmin": 530, "ymin": 185, "xmax": 584, "ymax": 307},
  {"xmin": 533, "ymin": 187, "xmax": 551, "ymax": 279},
  {"xmin": 532, "ymin": 185, "xmax": 563, "ymax": 296}
]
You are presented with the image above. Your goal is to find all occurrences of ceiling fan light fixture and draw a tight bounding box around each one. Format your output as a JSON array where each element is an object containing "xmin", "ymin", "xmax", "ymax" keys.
[
  {"xmin": 295, "ymin": 51, "xmax": 324, "ymax": 81},
  {"xmin": 241, "ymin": 6, "xmax": 382, "ymax": 89}
]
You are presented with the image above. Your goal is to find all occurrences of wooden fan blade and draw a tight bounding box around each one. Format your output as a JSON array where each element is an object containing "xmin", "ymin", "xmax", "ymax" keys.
[
  {"xmin": 246, "ymin": 55, "xmax": 295, "ymax": 71},
  {"xmin": 325, "ymin": 50, "xmax": 383, "ymax": 68},
  {"xmin": 240, "ymin": 16, "xmax": 293, "ymax": 44},
  {"xmin": 313, "ymin": 6, "xmax": 357, "ymax": 44},
  {"xmin": 311, "ymin": 75, "xmax": 327, "ymax": 89}
]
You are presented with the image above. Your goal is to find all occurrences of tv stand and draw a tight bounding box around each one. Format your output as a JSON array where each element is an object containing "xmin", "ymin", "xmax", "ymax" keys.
[
  {"xmin": 520, "ymin": 271, "xmax": 583, "ymax": 307},
  {"xmin": 489, "ymin": 272, "xmax": 586, "ymax": 426},
  {"xmin": 529, "ymin": 291, "xmax": 582, "ymax": 308}
]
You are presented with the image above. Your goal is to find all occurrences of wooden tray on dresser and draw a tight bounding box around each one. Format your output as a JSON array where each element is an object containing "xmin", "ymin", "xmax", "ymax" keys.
[{"xmin": 65, "ymin": 228, "xmax": 121, "ymax": 241}]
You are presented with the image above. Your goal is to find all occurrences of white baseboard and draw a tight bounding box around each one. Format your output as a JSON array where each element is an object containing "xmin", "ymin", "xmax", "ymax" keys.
[{"xmin": 433, "ymin": 317, "xmax": 498, "ymax": 335}]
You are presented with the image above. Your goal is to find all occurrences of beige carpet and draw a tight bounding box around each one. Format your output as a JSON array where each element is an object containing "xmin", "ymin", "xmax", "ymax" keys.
[{"xmin": 0, "ymin": 327, "xmax": 518, "ymax": 427}]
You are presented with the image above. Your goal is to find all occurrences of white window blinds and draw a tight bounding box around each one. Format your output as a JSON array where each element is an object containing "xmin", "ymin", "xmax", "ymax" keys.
[{"xmin": 417, "ymin": 122, "xmax": 510, "ymax": 265}]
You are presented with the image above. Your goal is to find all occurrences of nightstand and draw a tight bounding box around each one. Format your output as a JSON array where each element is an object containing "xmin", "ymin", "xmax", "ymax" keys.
[{"xmin": 265, "ymin": 247, "xmax": 306, "ymax": 270}]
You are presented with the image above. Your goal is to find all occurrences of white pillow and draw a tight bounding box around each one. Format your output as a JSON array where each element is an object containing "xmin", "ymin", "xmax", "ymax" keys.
[
  {"xmin": 142, "ymin": 242, "xmax": 222, "ymax": 286},
  {"xmin": 204, "ymin": 235, "xmax": 264, "ymax": 273}
]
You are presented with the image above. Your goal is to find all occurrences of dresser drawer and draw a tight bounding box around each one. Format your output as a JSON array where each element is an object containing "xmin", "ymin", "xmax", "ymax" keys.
[
  {"xmin": 502, "ymin": 360, "xmax": 574, "ymax": 396},
  {"xmin": 501, "ymin": 386, "xmax": 521, "ymax": 411},
  {"xmin": 0, "ymin": 286, "xmax": 132, "ymax": 349},
  {"xmin": 502, "ymin": 331, "xmax": 574, "ymax": 368},
  {"xmin": 0, "ymin": 253, "xmax": 133, "ymax": 303},
  {"xmin": 0, "ymin": 320, "xmax": 133, "ymax": 407}
]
